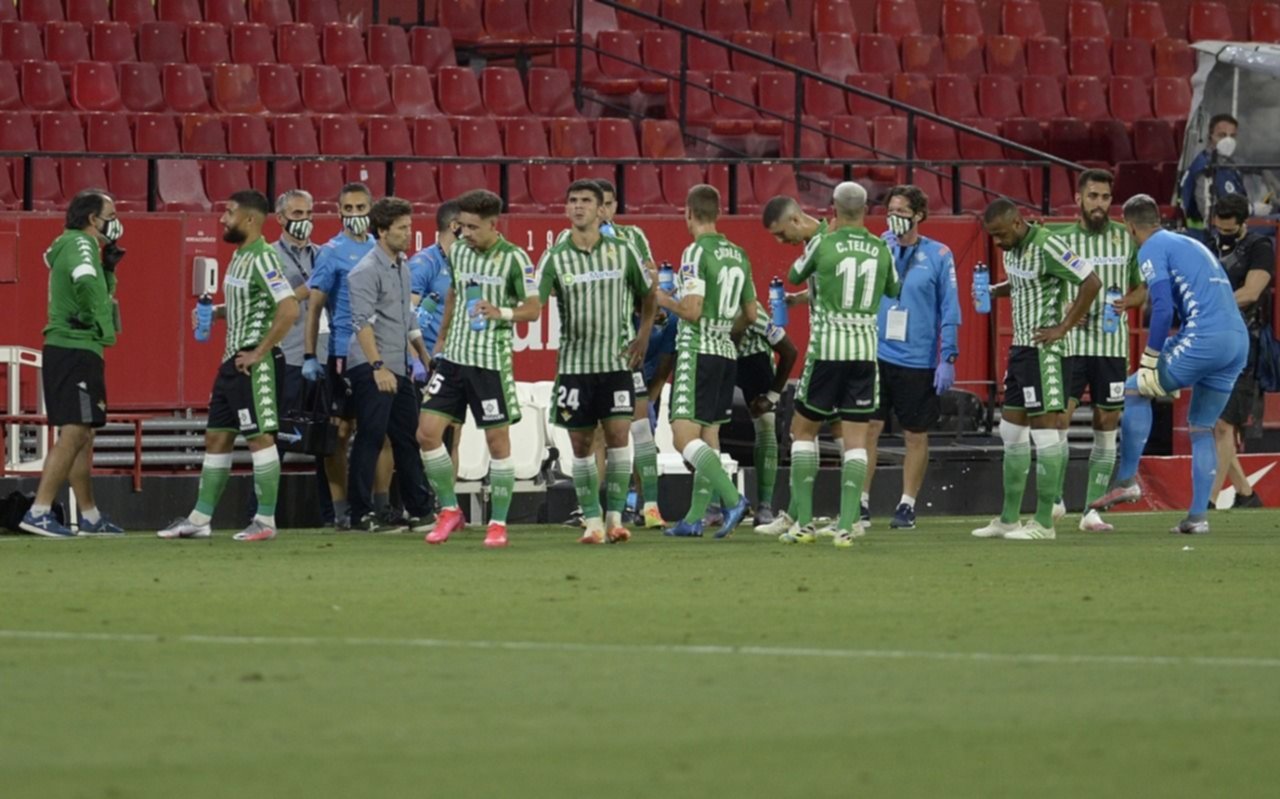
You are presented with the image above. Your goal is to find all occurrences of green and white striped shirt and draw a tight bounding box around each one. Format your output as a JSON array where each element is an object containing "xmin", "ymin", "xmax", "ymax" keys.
[
  {"xmin": 442, "ymin": 234, "xmax": 536, "ymax": 371},
  {"xmin": 555, "ymin": 222, "xmax": 654, "ymax": 265},
  {"xmin": 538, "ymin": 232, "xmax": 652, "ymax": 374},
  {"xmin": 1003, "ymin": 224, "xmax": 1094, "ymax": 355},
  {"xmin": 788, "ymin": 225, "xmax": 898, "ymax": 361},
  {"xmin": 223, "ymin": 236, "xmax": 293, "ymax": 361},
  {"xmin": 1047, "ymin": 220, "xmax": 1139, "ymax": 359},
  {"xmin": 737, "ymin": 300, "xmax": 786, "ymax": 358},
  {"xmin": 676, "ymin": 233, "xmax": 757, "ymax": 360}
]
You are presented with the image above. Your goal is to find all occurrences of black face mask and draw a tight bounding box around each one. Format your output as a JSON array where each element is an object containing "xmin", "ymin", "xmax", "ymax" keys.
[{"xmin": 1216, "ymin": 231, "xmax": 1241, "ymax": 253}]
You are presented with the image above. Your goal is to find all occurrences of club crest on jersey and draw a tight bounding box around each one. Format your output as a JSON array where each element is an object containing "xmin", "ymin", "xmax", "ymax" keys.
[{"xmin": 481, "ymin": 399, "xmax": 501, "ymax": 421}]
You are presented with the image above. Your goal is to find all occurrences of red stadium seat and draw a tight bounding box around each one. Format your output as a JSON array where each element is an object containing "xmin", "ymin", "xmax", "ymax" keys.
[
  {"xmin": 1021, "ymin": 75, "xmax": 1065, "ymax": 119},
  {"xmin": 957, "ymin": 117, "xmax": 1002, "ymax": 160},
  {"xmin": 1067, "ymin": 0, "xmax": 1111, "ymax": 42},
  {"xmin": 935, "ymin": 74, "xmax": 978, "ymax": 118},
  {"xmin": 1000, "ymin": 116, "xmax": 1045, "ymax": 154},
  {"xmin": 296, "ymin": 0, "xmax": 340, "ymax": 26},
  {"xmin": 119, "ymin": 62, "xmax": 165, "ymax": 111},
  {"xmin": 773, "ymin": 31, "xmax": 816, "ymax": 70},
  {"xmin": 706, "ymin": 0, "xmax": 748, "ymax": 32},
  {"xmin": 829, "ymin": 115, "xmax": 875, "ymax": 173},
  {"xmin": 902, "ymin": 34, "xmax": 946, "ymax": 75},
  {"xmin": 482, "ymin": 65, "xmax": 531, "ymax": 116},
  {"xmin": 600, "ymin": 31, "xmax": 666, "ymax": 93},
  {"xmin": 367, "ymin": 24, "xmax": 411, "ymax": 66},
  {"xmin": 2, "ymin": 20, "xmax": 45, "ymax": 61},
  {"xmin": 437, "ymin": 65, "xmax": 486, "ymax": 117},
  {"xmin": 206, "ymin": 0, "xmax": 249, "ymax": 25},
  {"xmin": 688, "ymin": 40, "xmax": 730, "ymax": 72},
  {"xmin": 0, "ymin": 63, "xmax": 21, "ymax": 109},
  {"xmin": 1027, "ymin": 165, "xmax": 1074, "ymax": 209},
  {"xmin": 85, "ymin": 110, "xmax": 132, "ymax": 151},
  {"xmin": 660, "ymin": 0, "xmax": 704, "ymax": 30},
  {"xmin": 71, "ymin": 62, "xmax": 122, "ymax": 111},
  {"xmin": 548, "ymin": 117, "xmax": 591, "ymax": 157},
  {"xmin": 983, "ymin": 165, "xmax": 1031, "ymax": 204},
  {"xmin": 204, "ymin": 159, "xmax": 253, "ymax": 208},
  {"xmin": 1112, "ymin": 38, "xmax": 1153, "ymax": 78},
  {"xmin": 978, "ymin": 73, "xmax": 1021, "ymax": 117},
  {"xmin": 157, "ymin": 0, "xmax": 201, "ymax": 23},
  {"xmin": 39, "ymin": 110, "xmax": 85, "ymax": 152},
  {"xmin": 113, "ymin": 0, "xmax": 156, "ymax": 26},
  {"xmin": 60, "ymin": 154, "xmax": 110, "ymax": 199},
  {"xmin": 213, "ymin": 63, "xmax": 264, "ymax": 113},
  {"xmin": 710, "ymin": 71, "xmax": 758, "ymax": 135},
  {"xmin": 529, "ymin": 0, "xmax": 572, "ymax": 41},
  {"xmin": 250, "ymin": 0, "xmax": 293, "ymax": 24},
  {"xmin": 752, "ymin": 0, "xmax": 795, "ymax": 32},
  {"xmin": 92, "ymin": 21, "xmax": 136, "ymax": 61},
  {"xmin": 1251, "ymin": 2, "xmax": 1280, "ymax": 43},
  {"xmin": 1026, "ymin": 36, "xmax": 1067, "ymax": 76},
  {"xmin": 439, "ymin": 0, "xmax": 483, "ymax": 46},
  {"xmin": 1064, "ymin": 75, "xmax": 1107, "ymax": 121},
  {"xmin": 858, "ymin": 32, "xmax": 901, "ymax": 74},
  {"xmin": 322, "ymin": 21, "xmax": 365, "ymax": 66},
  {"xmin": 1126, "ymin": 1, "xmax": 1167, "ymax": 42},
  {"xmin": 182, "ymin": 113, "xmax": 227, "ymax": 153},
  {"xmin": 347, "ymin": 65, "xmax": 393, "ymax": 114},
  {"xmin": 752, "ymin": 163, "xmax": 799, "ymax": 203},
  {"xmin": 455, "ymin": 116, "xmax": 519, "ymax": 203},
  {"xmin": 227, "ymin": 112, "xmax": 271, "ymax": 153},
  {"xmin": 43, "ymin": 22, "xmax": 90, "ymax": 73},
  {"xmin": 943, "ymin": 34, "xmax": 985, "ymax": 75},
  {"xmin": 813, "ymin": 0, "xmax": 857, "ymax": 34},
  {"xmin": 483, "ymin": 0, "xmax": 532, "ymax": 42},
  {"xmin": 985, "ymin": 33, "xmax": 1025, "ymax": 75},
  {"xmin": 941, "ymin": 0, "xmax": 985, "ymax": 37},
  {"xmin": 1069, "ymin": 36, "xmax": 1110, "ymax": 77},
  {"xmin": 914, "ymin": 118, "xmax": 959, "ymax": 160},
  {"xmin": 706, "ymin": 162, "xmax": 759, "ymax": 213},
  {"xmin": 661, "ymin": 164, "xmax": 704, "ymax": 208},
  {"xmin": 163, "ymin": 63, "xmax": 211, "ymax": 112},
  {"xmin": 369, "ymin": 118, "xmax": 438, "ymax": 208},
  {"xmin": 20, "ymin": 0, "xmax": 64, "ymax": 23},
  {"xmin": 730, "ymin": 31, "xmax": 773, "ymax": 75},
  {"xmin": 21, "ymin": 61, "xmax": 69, "ymax": 110},
  {"xmin": 1189, "ymin": 1, "xmax": 1234, "ymax": 42},
  {"xmin": 845, "ymin": 73, "xmax": 892, "ymax": 118},
  {"xmin": 876, "ymin": 0, "xmax": 922, "ymax": 40},
  {"xmin": 641, "ymin": 118, "xmax": 684, "ymax": 157},
  {"xmin": 1089, "ymin": 118, "xmax": 1133, "ymax": 163},
  {"xmin": 556, "ymin": 31, "xmax": 638, "ymax": 96},
  {"xmin": 803, "ymin": 75, "xmax": 846, "ymax": 122},
  {"xmin": 139, "ymin": 21, "xmax": 185, "ymax": 63},
  {"xmin": 411, "ymin": 26, "xmax": 456, "ymax": 71},
  {"xmin": 892, "ymin": 73, "xmax": 934, "ymax": 112},
  {"xmin": 391, "ymin": 64, "xmax": 440, "ymax": 117},
  {"xmin": 615, "ymin": 0, "xmax": 660, "ymax": 31},
  {"xmin": 1153, "ymin": 76, "xmax": 1190, "ymax": 119},
  {"xmin": 317, "ymin": 114, "xmax": 363, "ymax": 154},
  {"xmin": 258, "ymin": 63, "xmax": 302, "ymax": 112},
  {"xmin": 816, "ymin": 32, "xmax": 859, "ymax": 75},
  {"xmin": 508, "ymin": 118, "xmax": 566, "ymax": 209},
  {"xmin": 1109, "ymin": 76, "xmax": 1152, "ymax": 122},
  {"xmin": 301, "ymin": 64, "xmax": 347, "ymax": 113},
  {"xmin": 278, "ymin": 22, "xmax": 321, "ymax": 65},
  {"xmin": 66, "ymin": 0, "xmax": 109, "ymax": 24},
  {"xmin": 1113, "ymin": 161, "xmax": 1161, "ymax": 203},
  {"xmin": 873, "ymin": 115, "xmax": 907, "ymax": 159},
  {"xmin": 273, "ymin": 113, "xmax": 318, "ymax": 153},
  {"xmin": 1133, "ymin": 118, "xmax": 1177, "ymax": 162},
  {"xmin": 367, "ymin": 114, "xmax": 412, "ymax": 155},
  {"xmin": 1154, "ymin": 38, "xmax": 1194, "ymax": 77},
  {"xmin": 595, "ymin": 118, "xmax": 640, "ymax": 158},
  {"xmin": 186, "ymin": 21, "xmax": 231, "ymax": 67},
  {"xmin": 1002, "ymin": 0, "xmax": 1046, "ymax": 38},
  {"xmin": 231, "ymin": 22, "xmax": 275, "ymax": 63},
  {"xmin": 528, "ymin": 67, "xmax": 576, "ymax": 117},
  {"xmin": 82, "ymin": 112, "xmax": 143, "ymax": 205},
  {"xmin": 134, "ymin": 112, "xmax": 180, "ymax": 152}
]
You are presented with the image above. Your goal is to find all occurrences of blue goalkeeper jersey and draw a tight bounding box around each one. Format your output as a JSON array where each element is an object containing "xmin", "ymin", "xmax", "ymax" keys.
[
  {"xmin": 408, "ymin": 242, "xmax": 453, "ymax": 352},
  {"xmin": 308, "ymin": 232, "xmax": 375, "ymax": 358}
]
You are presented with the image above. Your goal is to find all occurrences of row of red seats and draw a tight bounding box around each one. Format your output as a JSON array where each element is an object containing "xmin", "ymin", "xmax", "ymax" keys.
[
  {"xmin": 0, "ymin": 19, "xmax": 458, "ymax": 70},
  {"xmin": 606, "ymin": 0, "xmax": 1276, "ymax": 44},
  {"xmin": 0, "ymin": 0, "xmax": 327, "ymax": 27}
]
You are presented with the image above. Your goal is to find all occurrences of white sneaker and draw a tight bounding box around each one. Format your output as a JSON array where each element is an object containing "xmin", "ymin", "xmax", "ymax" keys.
[
  {"xmin": 1078, "ymin": 509, "xmax": 1114, "ymax": 532},
  {"xmin": 1052, "ymin": 500, "xmax": 1067, "ymax": 523},
  {"xmin": 157, "ymin": 517, "xmax": 211, "ymax": 539},
  {"xmin": 1003, "ymin": 520, "xmax": 1056, "ymax": 540},
  {"xmin": 1090, "ymin": 481, "xmax": 1142, "ymax": 512},
  {"xmin": 753, "ymin": 510, "xmax": 794, "ymax": 536},
  {"xmin": 779, "ymin": 523, "xmax": 816, "ymax": 544},
  {"xmin": 971, "ymin": 517, "xmax": 1022, "ymax": 539}
]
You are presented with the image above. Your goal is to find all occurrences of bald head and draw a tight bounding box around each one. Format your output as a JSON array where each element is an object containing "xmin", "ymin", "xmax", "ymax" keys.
[{"xmin": 832, "ymin": 182, "xmax": 867, "ymax": 220}]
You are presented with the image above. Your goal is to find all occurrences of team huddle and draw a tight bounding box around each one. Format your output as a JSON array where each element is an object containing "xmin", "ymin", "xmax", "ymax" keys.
[{"xmin": 21, "ymin": 170, "xmax": 1248, "ymax": 544}]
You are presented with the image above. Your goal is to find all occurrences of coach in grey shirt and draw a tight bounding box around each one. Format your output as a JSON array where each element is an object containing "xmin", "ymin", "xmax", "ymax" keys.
[
  {"xmin": 272, "ymin": 189, "xmax": 323, "ymax": 410},
  {"xmin": 343, "ymin": 198, "xmax": 433, "ymax": 531}
]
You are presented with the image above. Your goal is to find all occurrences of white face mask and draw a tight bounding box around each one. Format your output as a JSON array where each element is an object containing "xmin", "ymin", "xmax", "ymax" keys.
[
  {"xmin": 284, "ymin": 218, "xmax": 314, "ymax": 241},
  {"xmin": 887, "ymin": 214, "xmax": 914, "ymax": 236},
  {"xmin": 343, "ymin": 215, "xmax": 370, "ymax": 236},
  {"xmin": 1216, "ymin": 135, "xmax": 1238, "ymax": 158},
  {"xmin": 99, "ymin": 217, "xmax": 123, "ymax": 243}
]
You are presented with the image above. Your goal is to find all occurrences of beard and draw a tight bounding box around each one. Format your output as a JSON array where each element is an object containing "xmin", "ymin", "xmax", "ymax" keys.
[
  {"xmin": 1083, "ymin": 208, "xmax": 1109, "ymax": 234},
  {"xmin": 222, "ymin": 226, "xmax": 247, "ymax": 244}
]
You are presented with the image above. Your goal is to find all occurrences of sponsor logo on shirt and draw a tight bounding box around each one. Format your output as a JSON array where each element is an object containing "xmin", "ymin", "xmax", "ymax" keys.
[
  {"xmin": 1140, "ymin": 259, "xmax": 1156, "ymax": 281},
  {"xmin": 612, "ymin": 391, "xmax": 632, "ymax": 413},
  {"xmin": 481, "ymin": 398, "xmax": 502, "ymax": 421}
]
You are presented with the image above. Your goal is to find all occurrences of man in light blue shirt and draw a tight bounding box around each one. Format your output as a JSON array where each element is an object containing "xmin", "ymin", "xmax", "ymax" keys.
[
  {"xmin": 408, "ymin": 201, "xmax": 459, "ymax": 357},
  {"xmin": 864, "ymin": 185, "xmax": 961, "ymax": 530},
  {"xmin": 1092, "ymin": 195, "xmax": 1249, "ymax": 534}
]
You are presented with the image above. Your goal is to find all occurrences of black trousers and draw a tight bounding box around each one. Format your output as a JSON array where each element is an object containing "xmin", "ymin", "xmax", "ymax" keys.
[{"xmin": 346, "ymin": 364, "xmax": 430, "ymax": 521}]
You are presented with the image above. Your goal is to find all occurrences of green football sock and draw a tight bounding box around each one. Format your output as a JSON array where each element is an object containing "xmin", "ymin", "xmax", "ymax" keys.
[
  {"xmin": 684, "ymin": 470, "xmax": 713, "ymax": 524},
  {"xmin": 1085, "ymin": 431, "xmax": 1118, "ymax": 508},
  {"xmin": 251, "ymin": 446, "xmax": 281, "ymax": 522},
  {"xmin": 192, "ymin": 452, "xmax": 232, "ymax": 524},
  {"xmin": 688, "ymin": 441, "xmax": 740, "ymax": 507},
  {"xmin": 837, "ymin": 450, "xmax": 868, "ymax": 532},
  {"xmin": 1034, "ymin": 438, "xmax": 1067, "ymax": 527},
  {"xmin": 1001, "ymin": 440, "xmax": 1032, "ymax": 525},
  {"xmin": 754, "ymin": 413, "xmax": 778, "ymax": 508},
  {"xmin": 605, "ymin": 447, "xmax": 632, "ymax": 526},
  {"xmin": 424, "ymin": 446, "xmax": 457, "ymax": 509},
  {"xmin": 632, "ymin": 420, "xmax": 660, "ymax": 507},
  {"xmin": 789, "ymin": 440, "xmax": 819, "ymax": 526},
  {"xmin": 572, "ymin": 455, "xmax": 602, "ymax": 520},
  {"xmin": 489, "ymin": 457, "xmax": 515, "ymax": 524}
]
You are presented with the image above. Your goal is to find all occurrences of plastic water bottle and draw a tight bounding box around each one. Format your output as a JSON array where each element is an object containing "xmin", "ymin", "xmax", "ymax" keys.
[
  {"xmin": 1102, "ymin": 285, "xmax": 1122, "ymax": 334},
  {"xmin": 194, "ymin": 294, "xmax": 213, "ymax": 342},
  {"xmin": 422, "ymin": 291, "xmax": 441, "ymax": 314},
  {"xmin": 465, "ymin": 279, "xmax": 486, "ymax": 332},
  {"xmin": 769, "ymin": 276, "xmax": 788, "ymax": 327},
  {"xmin": 973, "ymin": 263, "xmax": 991, "ymax": 314},
  {"xmin": 600, "ymin": 222, "xmax": 615, "ymax": 237},
  {"xmin": 658, "ymin": 261, "xmax": 674, "ymax": 293}
]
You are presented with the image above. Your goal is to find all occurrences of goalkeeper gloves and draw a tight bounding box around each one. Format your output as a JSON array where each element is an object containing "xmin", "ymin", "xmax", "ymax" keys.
[
  {"xmin": 1136, "ymin": 347, "xmax": 1166, "ymax": 398},
  {"xmin": 301, "ymin": 355, "xmax": 324, "ymax": 382}
]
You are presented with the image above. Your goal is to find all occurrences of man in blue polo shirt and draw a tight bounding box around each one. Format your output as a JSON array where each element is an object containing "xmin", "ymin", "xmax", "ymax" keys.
[
  {"xmin": 863, "ymin": 185, "xmax": 961, "ymax": 530},
  {"xmin": 408, "ymin": 201, "xmax": 459, "ymax": 356}
]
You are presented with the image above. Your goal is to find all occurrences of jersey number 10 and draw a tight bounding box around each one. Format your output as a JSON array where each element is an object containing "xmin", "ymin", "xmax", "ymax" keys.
[
  {"xmin": 716, "ymin": 266, "xmax": 746, "ymax": 318},
  {"xmin": 836, "ymin": 257, "xmax": 879, "ymax": 310}
]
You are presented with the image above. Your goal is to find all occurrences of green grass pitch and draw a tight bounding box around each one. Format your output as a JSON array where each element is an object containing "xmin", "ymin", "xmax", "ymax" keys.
[{"xmin": 2, "ymin": 511, "xmax": 1279, "ymax": 799}]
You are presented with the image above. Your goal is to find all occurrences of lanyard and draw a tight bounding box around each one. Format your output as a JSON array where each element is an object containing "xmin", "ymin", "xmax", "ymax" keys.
[
  {"xmin": 280, "ymin": 243, "xmax": 314, "ymax": 281},
  {"xmin": 894, "ymin": 243, "xmax": 919, "ymax": 280}
]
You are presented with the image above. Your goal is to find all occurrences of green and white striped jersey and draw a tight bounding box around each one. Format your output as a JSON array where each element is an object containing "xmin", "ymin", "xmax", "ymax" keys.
[
  {"xmin": 223, "ymin": 236, "xmax": 293, "ymax": 361},
  {"xmin": 538, "ymin": 232, "xmax": 652, "ymax": 374},
  {"xmin": 555, "ymin": 222, "xmax": 654, "ymax": 264},
  {"xmin": 443, "ymin": 234, "xmax": 537, "ymax": 371},
  {"xmin": 788, "ymin": 224, "xmax": 898, "ymax": 361},
  {"xmin": 676, "ymin": 232, "xmax": 757, "ymax": 359},
  {"xmin": 1047, "ymin": 220, "xmax": 1139, "ymax": 359},
  {"xmin": 737, "ymin": 300, "xmax": 786, "ymax": 358},
  {"xmin": 1002, "ymin": 224, "xmax": 1094, "ymax": 355}
]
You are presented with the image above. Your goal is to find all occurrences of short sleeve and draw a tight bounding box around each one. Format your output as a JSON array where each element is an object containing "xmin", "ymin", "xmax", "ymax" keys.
[
  {"xmin": 679, "ymin": 243, "xmax": 706, "ymax": 297},
  {"xmin": 409, "ymin": 254, "xmax": 430, "ymax": 296},
  {"xmin": 429, "ymin": 258, "xmax": 453, "ymax": 298},
  {"xmin": 628, "ymin": 227, "xmax": 654, "ymax": 263},
  {"xmin": 509, "ymin": 248, "xmax": 536, "ymax": 302},
  {"xmin": 1039, "ymin": 232, "xmax": 1094, "ymax": 286},
  {"xmin": 1137, "ymin": 239, "xmax": 1170, "ymax": 285},
  {"xmin": 1246, "ymin": 236, "xmax": 1276, "ymax": 276},
  {"xmin": 255, "ymin": 250, "xmax": 296, "ymax": 305},
  {"xmin": 787, "ymin": 234, "xmax": 823, "ymax": 284},
  {"xmin": 625, "ymin": 243, "xmax": 652, "ymax": 296},
  {"xmin": 537, "ymin": 251, "xmax": 557, "ymax": 302}
]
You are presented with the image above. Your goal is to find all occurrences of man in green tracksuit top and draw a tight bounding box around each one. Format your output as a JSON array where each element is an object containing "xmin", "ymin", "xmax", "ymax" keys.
[{"xmin": 20, "ymin": 189, "xmax": 127, "ymax": 538}]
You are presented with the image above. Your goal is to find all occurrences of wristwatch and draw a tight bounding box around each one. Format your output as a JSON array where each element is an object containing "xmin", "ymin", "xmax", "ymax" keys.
[{"xmin": 372, "ymin": 360, "xmax": 385, "ymax": 370}]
